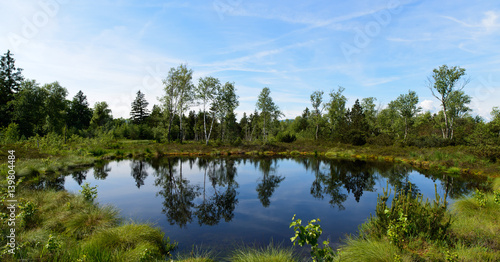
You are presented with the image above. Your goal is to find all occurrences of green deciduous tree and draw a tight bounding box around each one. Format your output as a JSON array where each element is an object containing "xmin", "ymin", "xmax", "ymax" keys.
[
  {"xmin": 361, "ymin": 97, "xmax": 377, "ymax": 134},
  {"xmin": 490, "ymin": 107, "xmax": 500, "ymax": 138},
  {"xmin": 391, "ymin": 90, "xmax": 421, "ymax": 140},
  {"xmin": 11, "ymin": 80, "xmax": 47, "ymax": 138},
  {"xmin": 256, "ymin": 87, "xmax": 282, "ymax": 141},
  {"xmin": 446, "ymin": 90, "xmax": 471, "ymax": 140},
  {"xmin": 310, "ymin": 90, "xmax": 324, "ymax": 140},
  {"xmin": 0, "ymin": 50, "xmax": 24, "ymax": 127},
  {"xmin": 215, "ymin": 82, "xmax": 239, "ymax": 142},
  {"xmin": 326, "ymin": 86, "xmax": 347, "ymax": 141},
  {"xmin": 427, "ymin": 65, "xmax": 469, "ymax": 139},
  {"xmin": 130, "ymin": 90, "xmax": 150, "ymax": 124},
  {"xmin": 90, "ymin": 101, "xmax": 113, "ymax": 128},
  {"xmin": 196, "ymin": 76, "xmax": 221, "ymax": 144},
  {"xmin": 161, "ymin": 64, "xmax": 194, "ymax": 142},
  {"xmin": 43, "ymin": 81, "xmax": 68, "ymax": 134}
]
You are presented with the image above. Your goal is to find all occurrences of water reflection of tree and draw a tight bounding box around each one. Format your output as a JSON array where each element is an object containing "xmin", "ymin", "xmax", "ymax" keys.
[
  {"xmin": 152, "ymin": 157, "xmax": 239, "ymax": 228},
  {"xmin": 300, "ymin": 158, "xmax": 377, "ymax": 210},
  {"xmin": 131, "ymin": 160, "xmax": 149, "ymax": 188},
  {"xmin": 438, "ymin": 173, "xmax": 488, "ymax": 199},
  {"xmin": 196, "ymin": 158, "xmax": 239, "ymax": 225},
  {"xmin": 153, "ymin": 158, "xmax": 200, "ymax": 228},
  {"xmin": 256, "ymin": 158, "xmax": 285, "ymax": 208},
  {"xmin": 29, "ymin": 174, "xmax": 66, "ymax": 190},
  {"xmin": 93, "ymin": 161, "xmax": 111, "ymax": 180},
  {"xmin": 72, "ymin": 170, "xmax": 88, "ymax": 185}
]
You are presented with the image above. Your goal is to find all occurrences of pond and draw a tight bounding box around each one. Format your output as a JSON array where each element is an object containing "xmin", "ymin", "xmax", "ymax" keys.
[{"xmin": 55, "ymin": 157, "xmax": 486, "ymax": 257}]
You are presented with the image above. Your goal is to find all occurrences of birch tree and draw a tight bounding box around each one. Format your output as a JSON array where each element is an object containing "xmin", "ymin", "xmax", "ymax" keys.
[
  {"xmin": 256, "ymin": 87, "xmax": 282, "ymax": 141},
  {"xmin": 427, "ymin": 65, "xmax": 469, "ymax": 139},
  {"xmin": 310, "ymin": 90, "xmax": 324, "ymax": 140},
  {"xmin": 160, "ymin": 64, "xmax": 194, "ymax": 142},
  {"xmin": 196, "ymin": 76, "xmax": 220, "ymax": 145}
]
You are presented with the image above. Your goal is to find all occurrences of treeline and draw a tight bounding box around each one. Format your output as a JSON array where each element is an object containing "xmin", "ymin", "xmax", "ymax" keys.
[{"xmin": 1, "ymin": 50, "xmax": 500, "ymax": 148}]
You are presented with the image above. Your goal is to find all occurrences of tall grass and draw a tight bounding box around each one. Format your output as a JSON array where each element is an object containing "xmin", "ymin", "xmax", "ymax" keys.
[
  {"xmin": 230, "ymin": 242, "xmax": 297, "ymax": 262},
  {"xmin": 450, "ymin": 188, "xmax": 500, "ymax": 252},
  {"xmin": 336, "ymin": 237, "xmax": 400, "ymax": 262},
  {"xmin": 0, "ymin": 189, "xmax": 176, "ymax": 262}
]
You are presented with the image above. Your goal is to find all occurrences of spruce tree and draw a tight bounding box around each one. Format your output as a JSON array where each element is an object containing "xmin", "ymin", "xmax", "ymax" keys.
[
  {"xmin": 130, "ymin": 90, "xmax": 150, "ymax": 124},
  {"xmin": 0, "ymin": 50, "xmax": 24, "ymax": 127},
  {"xmin": 68, "ymin": 90, "xmax": 93, "ymax": 130}
]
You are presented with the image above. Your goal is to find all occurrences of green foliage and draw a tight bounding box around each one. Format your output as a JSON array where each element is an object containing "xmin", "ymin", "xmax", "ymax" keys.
[
  {"xmin": 40, "ymin": 234, "xmax": 61, "ymax": 258},
  {"xmin": 256, "ymin": 87, "xmax": 282, "ymax": 141},
  {"xmin": 390, "ymin": 90, "xmax": 421, "ymax": 140},
  {"xmin": 428, "ymin": 65, "xmax": 469, "ymax": 140},
  {"xmin": 344, "ymin": 99, "xmax": 369, "ymax": 145},
  {"xmin": 79, "ymin": 182, "xmax": 98, "ymax": 202},
  {"xmin": 367, "ymin": 182, "xmax": 451, "ymax": 245},
  {"xmin": 290, "ymin": 214, "xmax": 335, "ymax": 261},
  {"xmin": 11, "ymin": 80, "xmax": 48, "ymax": 138},
  {"xmin": 3, "ymin": 122, "xmax": 20, "ymax": 143},
  {"xmin": 474, "ymin": 189, "xmax": 486, "ymax": 207},
  {"xmin": 42, "ymin": 81, "xmax": 68, "ymax": 134},
  {"xmin": 130, "ymin": 90, "xmax": 150, "ymax": 124},
  {"xmin": 277, "ymin": 132, "xmax": 296, "ymax": 143},
  {"xmin": 494, "ymin": 191, "xmax": 500, "ymax": 205},
  {"xmin": 161, "ymin": 64, "xmax": 194, "ymax": 142},
  {"xmin": 0, "ymin": 50, "xmax": 24, "ymax": 127},
  {"xmin": 67, "ymin": 90, "xmax": 92, "ymax": 130},
  {"xmin": 17, "ymin": 199, "xmax": 38, "ymax": 228},
  {"xmin": 385, "ymin": 210, "xmax": 408, "ymax": 249},
  {"xmin": 325, "ymin": 86, "xmax": 347, "ymax": 141},
  {"xmin": 90, "ymin": 101, "xmax": 113, "ymax": 128}
]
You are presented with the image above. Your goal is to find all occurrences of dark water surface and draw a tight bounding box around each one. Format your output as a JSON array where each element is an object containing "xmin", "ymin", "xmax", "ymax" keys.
[{"xmin": 58, "ymin": 157, "xmax": 486, "ymax": 257}]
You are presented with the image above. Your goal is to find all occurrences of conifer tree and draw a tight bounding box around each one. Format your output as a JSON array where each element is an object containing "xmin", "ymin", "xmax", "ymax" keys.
[
  {"xmin": 0, "ymin": 50, "xmax": 24, "ymax": 127},
  {"xmin": 68, "ymin": 90, "xmax": 93, "ymax": 130},
  {"xmin": 130, "ymin": 90, "xmax": 150, "ymax": 124}
]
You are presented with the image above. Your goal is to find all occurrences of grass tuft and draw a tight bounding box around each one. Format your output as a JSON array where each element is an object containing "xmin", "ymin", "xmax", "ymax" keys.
[
  {"xmin": 230, "ymin": 242, "xmax": 297, "ymax": 262},
  {"xmin": 336, "ymin": 237, "xmax": 400, "ymax": 262}
]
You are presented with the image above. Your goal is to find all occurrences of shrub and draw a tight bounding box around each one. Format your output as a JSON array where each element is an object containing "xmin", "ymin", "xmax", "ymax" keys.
[
  {"xmin": 290, "ymin": 214, "xmax": 335, "ymax": 261},
  {"xmin": 365, "ymin": 182, "xmax": 451, "ymax": 245},
  {"xmin": 366, "ymin": 133, "xmax": 394, "ymax": 146},
  {"xmin": 3, "ymin": 123, "xmax": 20, "ymax": 144},
  {"xmin": 409, "ymin": 136, "xmax": 453, "ymax": 148},
  {"xmin": 17, "ymin": 199, "xmax": 38, "ymax": 228},
  {"xmin": 79, "ymin": 183, "xmax": 98, "ymax": 203},
  {"xmin": 345, "ymin": 130, "xmax": 366, "ymax": 146},
  {"xmin": 88, "ymin": 148, "xmax": 106, "ymax": 157},
  {"xmin": 231, "ymin": 137, "xmax": 243, "ymax": 146},
  {"xmin": 277, "ymin": 132, "xmax": 297, "ymax": 143}
]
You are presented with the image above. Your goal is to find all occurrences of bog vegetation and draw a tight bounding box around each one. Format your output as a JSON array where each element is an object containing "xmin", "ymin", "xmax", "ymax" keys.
[
  {"xmin": 1, "ymin": 50, "xmax": 499, "ymax": 157},
  {"xmin": 2, "ymin": 49, "xmax": 500, "ymax": 261}
]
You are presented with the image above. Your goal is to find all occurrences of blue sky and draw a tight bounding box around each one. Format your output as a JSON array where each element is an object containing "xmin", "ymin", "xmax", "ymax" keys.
[{"xmin": 1, "ymin": 0, "xmax": 499, "ymax": 120}]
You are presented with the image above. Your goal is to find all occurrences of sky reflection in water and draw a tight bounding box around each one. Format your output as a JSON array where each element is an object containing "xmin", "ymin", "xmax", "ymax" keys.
[{"xmin": 61, "ymin": 157, "xmax": 486, "ymax": 256}]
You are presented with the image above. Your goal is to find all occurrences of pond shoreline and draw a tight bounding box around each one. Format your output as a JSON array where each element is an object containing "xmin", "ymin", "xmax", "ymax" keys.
[
  {"xmin": 2, "ymin": 139, "xmax": 499, "ymax": 179},
  {"xmin": 1, "ymin": 139, "xmax": 499, "ymax": 261}
]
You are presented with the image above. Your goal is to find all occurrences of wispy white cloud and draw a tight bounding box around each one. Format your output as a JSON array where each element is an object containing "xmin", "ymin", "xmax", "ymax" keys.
[
  {"xmin": 2, "ymin": 0, "xmax": 499, "ymax": 120},
  {"xmin": 419, "ymin": 99, "xmax": 436, "ymax": 112}
]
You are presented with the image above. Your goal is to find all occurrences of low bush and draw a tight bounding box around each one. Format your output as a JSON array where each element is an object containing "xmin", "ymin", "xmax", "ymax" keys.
[
  {"xmin": 277, "ymin": 132, "xmax": 297, "ymax": 143},
  {"xmin": 365, "ymin": 182, "xmax": 451, "ymax": 245}
]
